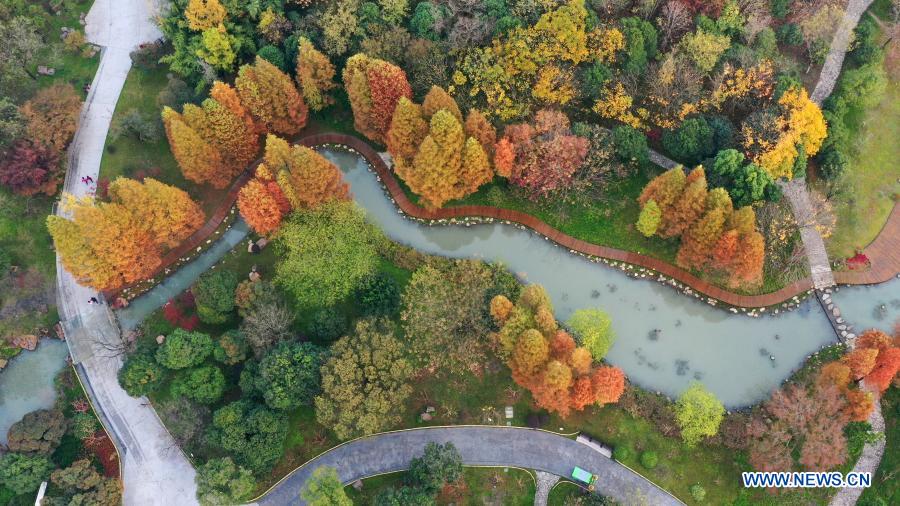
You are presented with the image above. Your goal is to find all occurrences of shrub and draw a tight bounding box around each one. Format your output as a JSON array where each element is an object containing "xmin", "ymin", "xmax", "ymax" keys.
[
  {"xmin": 640, "ymin": 450, "xmax": 658, "ymax": 469},
  {"xmin": 213, "ymin": 330, "xmax": 250, "ymax": 365},
  {"xmin": 155, "ymin": 329, "xmax": 214, "ymax": 370},
  {"xmin": 818, "ymin": 147, "xmax": 848, "ymax": 181},
  {"xmin": 157, "ymin": 74, "xmax": 194, "ymax": 110},
  {"xmin": 613, "ymin": 444, "xmax": 632, "ymax": 461},
  {"xmin": 110, "ymin": 109, "xmax": 161, "ymax": 143},
  {"xmin": 777, "ymin": 23, "xmax": 803, "ymax": 46},
  {"xmin": 119, "ymin": 352, "xmax": 165, "ymax": 396},
  {"xmin": 258, "ymin": 45, "xmax": 286, "ymax": 70},
  {"xmin": 195, "ymin": 457, "xmax": 256, "ymax": 506},
  {"xmin": 130, "ymin": 40, "xmax": 167, "ymax": 69},
  {"xmin": 171, "ymin": 365, "xmax": 226, "ymax": 404},
  {"xmin": 690, "ymin": 484, "xmax": 707, "ymax": 501},
  {"xmin": 192, "ymin": 271, "xmax": 239, "ymax": 324},
  {"xmin": 6, "ymin": 409, "xmax": 66, "ymax": 454},
  {"xmin": 611, "ymin": 125, "xmax": 648, "ymax": 164},
  {"xmin": 242, "ymin": 341, "xmax": 326, "ymax": 410},
  {"xmin": 71, "ymin": 413, "xmax": 99, "ymax": 440},
  {"xmin": 0, "ymin": 453, "xmax": 53, "ymax": 495},
  {"xmin": 662, "ymin": 117, "xmax": 716, "ymax": 166},
  {"xmin": 306, "ymin": 307, "xmax": 349, "ymax": 342},
  {"xmin": 770, "ymin": 0, "xmax": 792, "ymax": 19},
  {"xmin": 355, "ymin": 272, "xmax": 401, "ymax": 316}
]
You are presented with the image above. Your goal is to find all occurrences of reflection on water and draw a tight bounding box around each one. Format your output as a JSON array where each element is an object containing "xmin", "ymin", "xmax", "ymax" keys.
[{"xmin": 0, "ymin": 340, "xmax": 69, "ymax": 444}]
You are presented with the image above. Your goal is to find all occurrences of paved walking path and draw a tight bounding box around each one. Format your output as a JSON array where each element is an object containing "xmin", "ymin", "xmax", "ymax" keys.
[
  {"xmin": 811, "ymin": 0, "xmax": 877, "ymax": 103},
  {"xmin": 56, "ymin": 1, "xmax": 199, "ymax": 505},
  {"xmin": 780, "ymin": 178, "xmax": 837, "ymax": 289},
  {"xmin": 253, "ymin": 427, "xmax": 683, "ymax": 506}
]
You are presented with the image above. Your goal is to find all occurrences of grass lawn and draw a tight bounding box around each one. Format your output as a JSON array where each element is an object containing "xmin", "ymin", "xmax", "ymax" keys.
[
  {"xmin": 857, "ymin": 385, "xmax": 899, "ymax": 505},
  {"xmin": 97, "ymin": 64, "xmax": 228, "ymax": 217},
  {"xmin": 345, "ymin": 467, "xmax": 535, "ymax": 505},
  {"xmin": 821, "ymin": 21, "xmax": 900, "ymax": 259}
]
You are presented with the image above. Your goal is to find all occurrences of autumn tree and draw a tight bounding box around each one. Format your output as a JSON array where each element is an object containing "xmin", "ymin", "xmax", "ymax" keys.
[
  {"xmin": 742, "ymin": 86, "xmax": 826, "ymax": 179},
  {"xmin": 422, "ymin": 85, "xmax": 462, "ymax": 122},
  {"xmin": 675, "ymin": 382, "xmax": 725, "ymax": 446},
  {"xmin": 210, "ymin": 81, "xmax": 264, "ymax": 135},
  {"xmin": 493, "ymin": 284, "xmax": 625, "ymax": 417},
  {"xmin": 658, "ymin": 168, "xmax": 708, "ymax": 238},
  {"xmin": 235, "ymin": 56, "xmax": 308, "ymax": 136},
  {"xmin": 498, "ymin": 109, "xmax": 589, "ymax": 199},
  {"xmin": 343, "ymin": 53, "xmax": 412, "ymax": 143},
  {"xmin": 397, "ymin": 109, "xmax": 492, "ymax": 208},
  {"xmin": 842, "ymin": 348, "xmax": 879, "ymax": 380},
  {"xmin": 237, "ymin": 177, "xmax": 284, "ymax": 235},
  {"xmin": 748, "ymin": 382, "xmax": 851, "ymax": 473},
  {"xmin": 865, "ymin": 347, "xmax": 900, "ymax": 393},
  {"xmin": 49, "ymin": 200, "xmax": 161, "ymax": 291},
  {"xmin": 162, "ymin": 106, "xmax": 225, "ymax": 186},
  {"xmin": 386, "ymin": 97, "xmax": 428, "ymax": 168},
  {"xmin": 464, "ymin": 109, "xmax": 497, "ymax": 156},
  {"xmin": 315, "ymin": 318, "xmax": 413, "ymax": 440},
  {"xmin": 635, "ymin": 199, "xmax": 661, "ymax": 237},
  {"xmin": 638, "ymin": 166, "xmax": 686, "ymax": 231},
  {"xmin": 296, "ymin": 37, "xmax": 337, "ymax": 111},
  {"xmin": 0, "ymin": 140, "xmax": 62, "ymax": 196},
  {"xmin": 185, "ymin": 0, "xmax": 227, "ymax": 31},
  {"xmin": 20, "ymin": 83, "xmax": 82, "ymax": 152},
  {"xmin": 268, "ymin": 137, "xmax": 350, "ymax": 209},
  {"xmin": 107, "ymin": 177, "xmax": 204, "ymax": 248}
]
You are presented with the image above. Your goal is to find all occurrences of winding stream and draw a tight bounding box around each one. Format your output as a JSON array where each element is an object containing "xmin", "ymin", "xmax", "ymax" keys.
[{"xmin": 110, "ymin": 148, "xmax": 900, "ymax": 408}]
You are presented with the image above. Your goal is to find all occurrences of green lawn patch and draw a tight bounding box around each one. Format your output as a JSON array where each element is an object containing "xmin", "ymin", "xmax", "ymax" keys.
[
  {"xmin": 98, "ymin": 65, "xmax": 227, "ymax": 217},
  {"xmin": 823, "ymin": 78, "xmax": 900, "ymax": 259}
]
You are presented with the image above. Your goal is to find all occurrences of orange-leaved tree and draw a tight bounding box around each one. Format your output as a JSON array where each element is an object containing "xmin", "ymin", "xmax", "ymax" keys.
[
  {"xmin": 491, "ymin": 284, "xmax": 625, "ymax": 418},
  {"xmin": 162, "ymin": 106, "xmax": 224, "ymax": 186},
  {"xmin": 235, "ymin": 56, "xmax": 308, "ymax": 135},
  {"xmin": 342, "ymin": 53, "xmax": 412, "ymax": 144},
  {"xmin": 237, "ymin": 175, "xmax": 284, "ymax": 235},
  {"xmin": 107, "ymin": 178, "xmax": 204, "ymax": 248}
]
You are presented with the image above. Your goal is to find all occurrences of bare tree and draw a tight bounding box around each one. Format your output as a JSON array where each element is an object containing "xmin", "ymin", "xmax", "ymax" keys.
[
  {"xmin": 240, "ymin": 300, "xmax": 295, "ymax": 356},
  {"xmin": 656, "ymin": 1, "xmax": 691, "ymax": 50}
]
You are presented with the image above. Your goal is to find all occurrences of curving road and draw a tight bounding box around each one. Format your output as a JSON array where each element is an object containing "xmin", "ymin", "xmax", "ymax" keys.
[{"xmin": 253, "ymin": 427, "xmax": 683, "ymax": 506}]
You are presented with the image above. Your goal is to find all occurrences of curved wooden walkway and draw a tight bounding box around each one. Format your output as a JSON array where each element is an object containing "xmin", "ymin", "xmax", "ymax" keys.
[
  {"xmin": 833, "ymin": 204, "xmax": 900, "ymax": 286},
  {"xmin": 108, "ymin": 131, "xmax": 897, "ymax": 307},
  {"xmin": 299, "ymin": 133, "xmax": 816, "ymax": 308}
]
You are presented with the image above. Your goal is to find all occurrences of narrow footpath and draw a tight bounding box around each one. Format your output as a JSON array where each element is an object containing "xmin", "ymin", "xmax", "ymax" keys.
[{"xmin": 56, "ymin": 1, "xmax": 199, "ymax": 504}]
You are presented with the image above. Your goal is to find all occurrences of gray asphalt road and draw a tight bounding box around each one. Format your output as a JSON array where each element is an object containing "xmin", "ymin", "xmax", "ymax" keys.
[{"xmin": 255, "ymin": 426, "xmax": 683, "ymax": 506}]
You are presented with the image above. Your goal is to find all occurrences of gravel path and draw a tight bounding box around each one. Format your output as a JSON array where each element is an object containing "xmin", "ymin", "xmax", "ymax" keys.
[
  {"xmin": 534, "ymin": 471, "xmax": 561, "ymax": 506},
  {"xmin": 57, "ymin": 1, "xmax": 199, "ymax": 505},
  {"xmin": 253, "ymin": 427, "xmax": 683, "ymax": 506}
]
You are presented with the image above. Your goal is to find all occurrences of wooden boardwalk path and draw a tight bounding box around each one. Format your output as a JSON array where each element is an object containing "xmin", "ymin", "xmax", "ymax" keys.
[{"xmin": 833, "ymin": 204, "xmax": 900, "ymax": 286}]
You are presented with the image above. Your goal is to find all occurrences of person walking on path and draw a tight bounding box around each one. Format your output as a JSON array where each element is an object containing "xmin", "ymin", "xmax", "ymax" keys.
[{"xmin": 88, "ymin": 296, "xmax": 100, "ymax": 305}]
